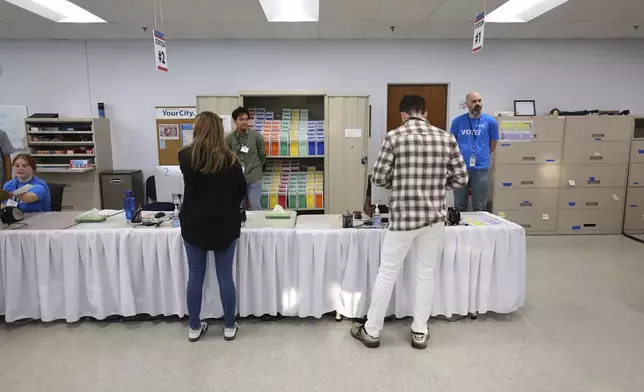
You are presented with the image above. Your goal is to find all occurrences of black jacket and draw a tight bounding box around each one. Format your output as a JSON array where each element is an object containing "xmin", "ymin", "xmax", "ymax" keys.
[{"xmin": 178, "ymin": 148, "xmax": 247, "ymax": 251}]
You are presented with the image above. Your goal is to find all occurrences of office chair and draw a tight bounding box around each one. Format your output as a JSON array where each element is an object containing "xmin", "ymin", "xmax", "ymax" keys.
[
  {"xmin": 47, "ymin": 183, "xmax": 66, "ymax": 212},
  {"xmin": 142, "ymin": 176, "xmax": 175, "ymax": 211}
]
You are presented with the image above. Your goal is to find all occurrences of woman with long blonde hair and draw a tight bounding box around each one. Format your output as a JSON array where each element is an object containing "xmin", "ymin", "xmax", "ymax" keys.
[{"xmin": 178, "ymin": 111, "xmax": 246, "ymax": 342}]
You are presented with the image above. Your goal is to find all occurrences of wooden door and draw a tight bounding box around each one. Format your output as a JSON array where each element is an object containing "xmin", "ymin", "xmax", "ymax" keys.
[
  {"xmin": 327, "ymin": 96, "xmax": 370, "ymax": 214},
  {"xmin": 387, "ymin": 84, "xmax": 448, "ymax": 132}
]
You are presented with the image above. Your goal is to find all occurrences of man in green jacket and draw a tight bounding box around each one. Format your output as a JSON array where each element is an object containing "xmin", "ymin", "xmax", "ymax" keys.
[{"xmin": 225, "ymin": 107, "xmax": 266, "ymax": 210}]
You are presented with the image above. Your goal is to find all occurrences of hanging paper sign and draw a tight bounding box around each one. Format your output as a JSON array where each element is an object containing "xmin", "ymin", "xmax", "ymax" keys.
[
  {"xmin": 472, "ymin": 12, "xmax": 485, "ymax": 53},
  {"xmin": 153, "ymin": 29, "xmax": 168, "ymax": 72}
]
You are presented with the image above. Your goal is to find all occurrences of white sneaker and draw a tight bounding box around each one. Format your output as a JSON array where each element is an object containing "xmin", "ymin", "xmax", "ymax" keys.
[
  {"xmin": 188, "ymin": 321, "xmax": 208, "ymax": 342},
  {"xmin": 224, "ymin": 323, "xmax": 238, "ymax": 341}
]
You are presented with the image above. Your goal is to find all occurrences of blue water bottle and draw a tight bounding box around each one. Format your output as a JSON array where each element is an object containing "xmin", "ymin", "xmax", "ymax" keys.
[{"xmin": 124, "ymin": 190, "xmax": 136, "ymax": 221}]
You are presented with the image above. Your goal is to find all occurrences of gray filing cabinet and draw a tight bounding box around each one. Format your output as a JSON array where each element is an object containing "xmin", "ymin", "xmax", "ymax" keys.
[
  {"xmin": 493, "ymin": 116, "xmax": 564, "ymax": 234},
  {"xmin": 558, "ymin": 116, "xmax": 633, "ymax": 235},
  {"xmin": 624, "ymin": 118, "xmax": 644, "ymax": 234},
  {"xmin": 100, "ymin": 170, "xmax": 144, "ymax": 209}
]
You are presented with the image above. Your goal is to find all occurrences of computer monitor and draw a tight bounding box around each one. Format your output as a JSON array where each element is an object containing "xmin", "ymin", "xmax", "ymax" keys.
[
  {"xmin": 154, "ymin": 165, "xmax": 184, "ymax": 203},
  {"xmin": 371, "ymin": 184, "xmax": 455, "ymax": 208}
]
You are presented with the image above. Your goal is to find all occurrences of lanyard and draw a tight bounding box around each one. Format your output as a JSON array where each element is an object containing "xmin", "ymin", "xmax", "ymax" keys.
[
  {"xmin": 235, "ymin": 131, "xmax": 248, "ymax": 164},
  {"xmin": 468, "ymin": 116, "xmax": 481, "ymax": 152}
]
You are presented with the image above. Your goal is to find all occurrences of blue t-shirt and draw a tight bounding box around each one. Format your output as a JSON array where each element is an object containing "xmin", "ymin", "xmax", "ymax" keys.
[
  {"xmin": 2, "ymin": 176, "xmax": 52, "ymax": 212},
  {"xmin": 450, "ymin": 113, "xmax": 499, "ymax": 171}
]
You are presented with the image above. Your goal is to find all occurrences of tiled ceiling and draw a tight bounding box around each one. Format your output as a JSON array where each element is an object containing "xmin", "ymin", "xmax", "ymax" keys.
[{"xmin": 0, "ymin": 0, "xmax": 643, "ymax": 40}]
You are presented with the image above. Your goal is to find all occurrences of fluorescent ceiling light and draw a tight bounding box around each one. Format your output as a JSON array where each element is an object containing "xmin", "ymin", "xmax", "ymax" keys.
[
  {"xmin": 259, "ymin": 0, "xmax": 319, "ymax": 22},
  {"xmin": 5, "ymin": 0, "xmax": 106, "ymax": 23},
  {"xmin": 486, "ymin": 0, "xmax": 568, "ymax": 23}
]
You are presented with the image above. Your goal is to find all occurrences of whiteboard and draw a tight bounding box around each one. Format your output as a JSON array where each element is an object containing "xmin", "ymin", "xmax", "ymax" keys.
[{"xmin": 0, "ymin": 105, "xmax": 28, "ymax": 150}]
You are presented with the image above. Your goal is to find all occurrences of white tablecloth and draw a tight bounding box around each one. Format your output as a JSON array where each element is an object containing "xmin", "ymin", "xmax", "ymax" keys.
[{"xmin": 0, "ymin": 213, "xmax": 526, "ymax": 322}]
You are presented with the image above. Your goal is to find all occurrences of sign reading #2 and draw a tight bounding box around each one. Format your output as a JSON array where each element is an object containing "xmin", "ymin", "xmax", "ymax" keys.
[
  {"xmin": 156, "ymin": 107, "xmax": 197, "ymax": 119},
  {"xmin": 153, "ymin": 29, "xmax": 168, "ymax": 72}
]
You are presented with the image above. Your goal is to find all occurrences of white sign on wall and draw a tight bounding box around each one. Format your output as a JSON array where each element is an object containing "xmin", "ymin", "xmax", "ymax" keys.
[
  {"xmin": 153, "ymin": 29, "xmax": 168, "ymax": 72},
  {"xmin": 155, "ymin": 107, "xmax": 196, "ymax": 119},
  {"xmin": 472, "ymin": 12, "xmax": 485, "ymax": 53}
]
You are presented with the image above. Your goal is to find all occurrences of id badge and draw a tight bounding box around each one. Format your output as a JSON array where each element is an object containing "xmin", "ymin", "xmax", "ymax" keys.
[
  {"xmin": 240, "ymin": 145, "xmax": 249, "ymax": 154},
  {"xmin": 469, "ymin": 155, "xmax": 476, "ymax": 167},
  {"xmin": 6, "ymin": 198, "xmax": 18, "ymax": 207},
  {"xmin": 241, "ymin": 165, "xmax": 245, "ymax": 174}
]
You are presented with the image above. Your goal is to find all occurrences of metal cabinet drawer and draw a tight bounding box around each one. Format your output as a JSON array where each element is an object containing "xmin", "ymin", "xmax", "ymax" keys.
[
  {"xmin": 493, "ymin": 188, "xmax": 558, "ymax": 210},
  {"xmin": 564, "ymin": 116, "xmax": 633, "ymax": 142},
  {"xmin": 630, "ymin": 141, "xmax": 644, "ymax": 164},
  {"xmin": 494, "ymin": 165, "xmax": 560, "ymax": 189},
  {"xmin": 563, "ymin": 141, "xmax": 630, "ymax": 165},
  {"xmin": 558, "ymin": 187, "xmax": 625, "ymax": 210},
  {"xmin": 494, "ymin": 210, "xmax": 556, "ymax": 233},
  {"xmin": 497, "ymin": 116, "xmax": 565, "ymax": 142},
  {"xmin": 628, "ymin": 163, "xmax": 644, "ymax": 187},
  {"xmin": 560, "ymin": 165, "xmax": 628, "ymax": 188},
  {"xmin": 623, "ymin": 206, "xmax": 644, "ymax": 232},
  {"xmin": 496, "ymin": 142, "xmax": 562, "ymax": 165},
  {"xmin": 556, "ymin": 210, "xmax": 623, "ymax": 234}
]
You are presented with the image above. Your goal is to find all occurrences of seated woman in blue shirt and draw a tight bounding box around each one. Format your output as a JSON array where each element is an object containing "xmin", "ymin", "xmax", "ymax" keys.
[{"xmin": 0, "ymin": 154, "xmax": 51, "ymax": 212}]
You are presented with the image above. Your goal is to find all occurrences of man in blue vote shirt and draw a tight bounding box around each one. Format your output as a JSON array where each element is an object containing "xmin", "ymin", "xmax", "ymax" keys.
[{"xmin": 450, "ymin": 92, "xmax": 498, "ymax": 212}]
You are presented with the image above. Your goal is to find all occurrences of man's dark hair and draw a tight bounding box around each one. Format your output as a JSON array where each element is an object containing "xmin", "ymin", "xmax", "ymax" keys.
[
  {"xmin": 399, "ymin": 95, "xmax": 426, "ymax": 115},
  {"xmin": 232, "ymin": 107, "xmax": 250, "ymax": 120}
]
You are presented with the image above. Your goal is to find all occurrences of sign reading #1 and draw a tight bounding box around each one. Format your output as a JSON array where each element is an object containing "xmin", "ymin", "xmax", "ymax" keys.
[
  {"xmin": 156, "ymin": 107, "xmax": 197, "ymax": 119},
  {"xmin": 472, "ymin": 12, "xmax": 485, "ymax": 53},
  {"xmin": 153, "ymin": 29, "xmax": 168, "ymax": 72}
]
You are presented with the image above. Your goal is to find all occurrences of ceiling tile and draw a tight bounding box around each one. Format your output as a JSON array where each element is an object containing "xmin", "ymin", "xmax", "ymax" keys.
[
  {"xmin": 364, "ymin": 22, "xmax": 414, "ymax": 39},
  {"xmin": 169, "ymin": 22, "xmax": 230, "ymax": 39},
  {"xmin": 0, "ymin": 2, "xmax": 56, "ymax": 22},
  {"xmin": 319, "ymin": 0, "xmax": 382, "ymax": 21},
  {"xmin": 193, "ymin": 0, "xmax": 267, "ymax": 22},
  {"xmin": 318, "ymin": 22, "xmax": 368, "ymax": 39},
  {"xmin": 271, "ymin": 23, "xmax": 319, "ymax": 39},
  {"xmin": 409, "ymin": 21, "xmax": 471, "ymax": 39},
  {"xmin": 428, "ymin": 0, "xmax": 507, "ymax": 22},
  {"xmin": 375, "ymin": 0, "xmax": 445, "ymax": 21},
  {"xmin": 218, "ymin": 22, "xmax": 275, "ymax": 39},
  {"xmin": 0, "ymin": 21, "xmax": 48, "ymax": 39}
]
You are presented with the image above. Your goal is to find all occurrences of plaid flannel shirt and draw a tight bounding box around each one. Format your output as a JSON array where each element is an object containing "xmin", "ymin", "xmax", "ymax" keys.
[{"xmin": 371, "ymin": 118, "xmax": 468, "ymax": 231}]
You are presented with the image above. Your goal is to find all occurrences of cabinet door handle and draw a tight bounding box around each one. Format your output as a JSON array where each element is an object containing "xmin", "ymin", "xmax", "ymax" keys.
[
  {"xmin": 585, "ymin": 202, "xmax": 599, "ymax": 206},
  {"xmin": 521, "ymin": 156, "xmax": 536, "ymax": 161},
  {"xmin": 589, "ymin": 156, "xmax": 603, "ymax": 160},
  {"xmin": 583, "ymin": 223, "xmax": 597, "ymax": 228},
  {"xmin": 520, "ymin": 180, "xmax": 534, "ymax": 185},
  {"xmin": 591, "ymin": 133, "xmax": 604, "ymax": 139}
]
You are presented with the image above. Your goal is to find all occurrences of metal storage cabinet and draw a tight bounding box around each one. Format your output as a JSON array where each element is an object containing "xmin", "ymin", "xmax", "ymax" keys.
[
  {"xmin": 100, "ymin": 170, "xmax": 144, "ymax": 209},
  {"xmin": 624, "ymin": 119, "xmax": 644, "ymax": 235},
  {"xmin": 558, "ymin": 116, "xmax": 633, "ymax": 235},
  {"xmin": 493, "ymin": 116, "xmax": 564, "ymax": 234}
]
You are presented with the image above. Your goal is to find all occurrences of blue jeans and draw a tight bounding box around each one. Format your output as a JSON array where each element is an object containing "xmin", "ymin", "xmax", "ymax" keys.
[
  {"xmin": 454, "ymin": 169, "xmax": 489, "ymax": 212},
  {"xmin": 244, "ymin": 180, "xmax": 263, "ymax": 211},
  {"xmin": 184, "ymin": 240, "xmax": 237, "ymax": 329}
]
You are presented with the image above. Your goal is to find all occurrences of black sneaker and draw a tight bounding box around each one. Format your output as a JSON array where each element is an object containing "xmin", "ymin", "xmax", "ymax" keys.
[
  {"xmin": 411, "ymin": 329, "xmax": 430, "ymax": 349},
  {"xmin": 188, "ymin": 321, "xmax": 208, "ymax": 342},
  {"xmin": 351, "ymin": 323, "xmax": 380, "ymax": 348}
]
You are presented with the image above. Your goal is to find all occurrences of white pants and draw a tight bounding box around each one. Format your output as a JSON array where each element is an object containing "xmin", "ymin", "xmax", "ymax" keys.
[{"xmin": 365, "ymin": 222, "xmax": 445, "ymax": 337}]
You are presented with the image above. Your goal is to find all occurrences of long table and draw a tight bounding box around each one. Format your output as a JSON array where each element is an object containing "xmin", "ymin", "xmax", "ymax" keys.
[{"xmin": 0, "ymin": 211, "xmax": 526, "ymax": 323}]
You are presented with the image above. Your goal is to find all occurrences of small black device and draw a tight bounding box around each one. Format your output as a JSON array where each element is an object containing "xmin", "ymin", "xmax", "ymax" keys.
[
  {"xmin": 131, "ymin": 207, "xmax": 143, "ymax": 224},
  {"xmin": 342, "ymin": 211, "xmax": 353, "ymax": 228},
  {"xmin": 353, "ymin": 211, "xmax": 362, "ymax": 220},
  {"xmin": 240, "ymin": 204, "xmax": 247, "ymax": 224},
  {"xmin": 446, "ymin": 207, "xmax": 461, "ymax": 226},
  {"xmin": 154, "ymin": 212, "xmax": 166, "ymax": 219},
  {"xmin": 0, "ymin": 206, "xmax": 25, "ymax": 225}
]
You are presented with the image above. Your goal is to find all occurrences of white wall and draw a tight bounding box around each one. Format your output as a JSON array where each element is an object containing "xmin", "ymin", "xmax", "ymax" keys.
[{"xmin": 1, "ymin": 39, "xmax": 643, "ymax": 178}]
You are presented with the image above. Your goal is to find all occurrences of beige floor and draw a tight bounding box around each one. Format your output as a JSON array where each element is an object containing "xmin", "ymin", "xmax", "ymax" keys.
[{"xmin": 1, "ymin": 235, "xmax": 644, "ymax": 392}]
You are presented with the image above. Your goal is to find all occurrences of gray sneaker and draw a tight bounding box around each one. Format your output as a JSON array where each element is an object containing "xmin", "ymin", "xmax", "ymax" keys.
[
  {"xmin": 411, "ymin": 329, "xmax": 430, "ymax": 349},
  {"xmin": 351, "ymin": 323, "xmax": 380, "ymax": 348}
]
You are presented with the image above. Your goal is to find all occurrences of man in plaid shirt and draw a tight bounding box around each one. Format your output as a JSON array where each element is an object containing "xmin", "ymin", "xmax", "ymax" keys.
[{"xmin": 351, "ymin": 95, "xmax": 468, "ymax": 350}]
